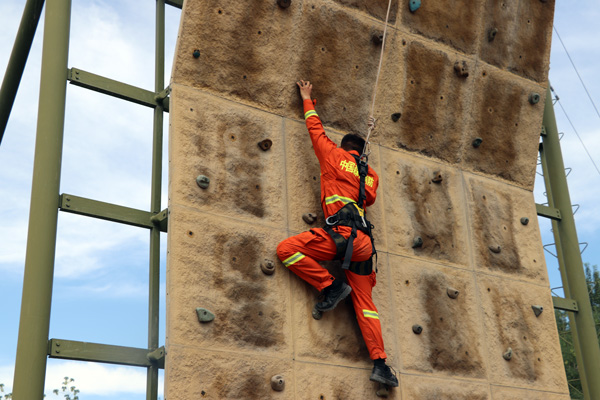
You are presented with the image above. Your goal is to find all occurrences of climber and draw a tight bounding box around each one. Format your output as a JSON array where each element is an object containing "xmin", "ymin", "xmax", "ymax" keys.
[{"xmin": 276, "ymin": 80, "xmax": 398, "ymax": 388}]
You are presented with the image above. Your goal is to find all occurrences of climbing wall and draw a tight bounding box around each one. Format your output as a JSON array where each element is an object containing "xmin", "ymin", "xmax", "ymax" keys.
[{"xmin": 166, "ymin": 0, "xmax": 569, "ymax": 399}]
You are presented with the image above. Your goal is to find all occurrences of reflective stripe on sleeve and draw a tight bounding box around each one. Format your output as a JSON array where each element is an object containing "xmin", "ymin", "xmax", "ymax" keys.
[
  {"xmin": 304, "ymin": 110, "xmax": 319, "ymax": 120},
  {"xmin": 362, "ymin": 309, "xmax": 379, "ymax": 320},
  {"xmin": 283, "ymin": 252, "xmax": 305, "ymax": 267},
  {"xmin": 325, "ymin": 194, "xmax": 355, "ymax": 205}
]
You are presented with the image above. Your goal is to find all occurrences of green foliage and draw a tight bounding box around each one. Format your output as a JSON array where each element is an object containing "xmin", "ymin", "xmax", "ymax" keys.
[
  {"xmin": 0, "ymin": 376, "xmax": 80, "ymax": 400},
  {"xmin": 555, "ymin": 263, "xmax": 600, "ymax": 399}
]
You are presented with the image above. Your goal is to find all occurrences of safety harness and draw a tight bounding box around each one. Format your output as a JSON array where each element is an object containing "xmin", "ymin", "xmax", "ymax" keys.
[{"xmin": 323, "ymin": 153, "xmax": 377, "ymax": 276}]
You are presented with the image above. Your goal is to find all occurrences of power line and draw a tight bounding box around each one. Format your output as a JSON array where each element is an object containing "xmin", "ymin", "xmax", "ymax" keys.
[
  {"xmin": 554, "ymin": 27, "xmax": 600, "ymax": 121},
  {"xmin": 553, "ymin": 92, "xmax": 600, "ymax": 177}
]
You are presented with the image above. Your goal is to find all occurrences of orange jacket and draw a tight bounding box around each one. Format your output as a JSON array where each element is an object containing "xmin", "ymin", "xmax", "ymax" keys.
[{"xmin": 303, "ymin": 99, "xmax": 380, "ymax": 222}]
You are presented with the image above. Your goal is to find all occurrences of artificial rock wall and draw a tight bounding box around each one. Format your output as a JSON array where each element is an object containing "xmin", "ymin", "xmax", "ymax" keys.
[{"xmin": 165, "ymin": 0, "xmax": 569, "ymax": 399}]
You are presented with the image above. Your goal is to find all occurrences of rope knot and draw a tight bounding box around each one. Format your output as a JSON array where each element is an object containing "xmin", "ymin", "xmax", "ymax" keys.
[{"xmin": 367, "ymin": 116, "xmax": 377, "ymax": 132}]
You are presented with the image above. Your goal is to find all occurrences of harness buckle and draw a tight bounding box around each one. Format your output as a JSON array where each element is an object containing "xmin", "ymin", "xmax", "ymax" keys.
[{"xmin": 325, "ymin": 215, "xmax": 339, "ymax": 226}]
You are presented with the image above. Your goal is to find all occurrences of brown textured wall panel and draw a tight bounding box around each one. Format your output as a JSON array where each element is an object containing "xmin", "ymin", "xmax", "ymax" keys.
[
  {"xmin": 461, "ymin": 69, "xmax": 546, "ymax": 188},
  {"xmin": 380, "ymin": 148, "xmax": 469, "ymax": 266},
  {"xmin": 389, "ymin": 256, "xmax": 487, "ymax": 378},
  {"xmin": 479, "ymin": 0, "xmax": 556, "ymax": 83},
  {"xmin": 169, "ymin": 85, "xmax": 286, "ymax": 226},
  {"xmin": 166, "ymin": 345, "xmax": 295, "ymax": 400},
  {"xmin": 465, "ymin": 174, "xmax": 547, "ymax": 283},
  {"xmin": 491, "ymin": 386, "xmax": 571, "ymax": 400},
  {"xmin": 167, "ymin": 0, "xmax": 567, "ymax": 398},
  {"xmin": 377, "ymin": 40, "xmax": 474, "ymax": 163},
  {"xmin": 166, "ymin": 206, "xmax": 291, "ymax": 353},
  {"xmin": 401, "ymin": 0, "xmax": 485, "ymax": 54},
  {"xmin": 478, "ymin": 275, "xmax": 567, "ymax": 392},
  {"xmin": 401, "ymin": 375, "xmax": 490, "ymax": 399}
]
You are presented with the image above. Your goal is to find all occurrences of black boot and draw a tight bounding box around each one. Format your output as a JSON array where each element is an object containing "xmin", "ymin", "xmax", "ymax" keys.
[
  {"xmin": 370, "ymin": 359, "xmax": 398, "ymax": 387},
  {"xmin": 315, "ymin": 279, "xmax": 352, "ymax": 312}
]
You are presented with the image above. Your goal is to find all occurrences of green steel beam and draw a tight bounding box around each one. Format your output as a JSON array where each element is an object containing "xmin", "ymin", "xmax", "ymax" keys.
[
  {"xmin": 542, "ymin": 86, "xmax": 600, "ymax": 399},
  {"xmin": 535, "ymin": 203, "xmax": 562, "ymax": 221},
  {"xmin": 147, "ymin": 0, "xmax": 166, "ymax": 398},
  {"xmin": 552, "ymin": 296, "xmax": 579, "ymax": 313},
  {"xmin": 150, "ymin": 208, "xmax": 169, "ymax": 232},
  {"xmin": 166, "ymin": 0, "xmax": 183, "ymax": 9},
  {"xmin": 12, "ymin": 0, "xmax": 72, "ymax": 398},
  {"xmin": 539, "ymin": 136, "xmax": 589, "ymax": 396},
  {"xmin": 59, "ymin": 193, "xmax": 167, "ymax": 232},
  {"xmin": 0, "ymin": 0, "xmax": 45, "ymax": 145},
  {"xmin": 48, "ymin": 339, "xmax": 165, "ymax": 369},
  {"xmin": 67, "ymin": 68, "xmax": 170, "ymax": 112}
]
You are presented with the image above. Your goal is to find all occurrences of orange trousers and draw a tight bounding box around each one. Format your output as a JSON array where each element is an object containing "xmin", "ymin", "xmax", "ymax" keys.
[{"xmin": 276, "ymin": 228, "xmax": 387, "ymax": 360}]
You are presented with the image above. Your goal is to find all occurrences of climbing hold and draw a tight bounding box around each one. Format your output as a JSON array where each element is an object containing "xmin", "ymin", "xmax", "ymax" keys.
[
  {"xmin": 472, "ymin": 137, "xmax": 483, "ymax": 148},
  {"xmin": 192, "ymin": 49, "xmax": 200, "ymax": 58},
  {"xmin": 302, "ymin": 213, "xmax": 317, "ymax": 224},
  {"xmin": 409, "ymin": 0, "xmax": 421, "ymax": 12},
  {"xmin": 258, "ymin": 139, "xmax": 272, "ymax": 151},
  {"xmin": 312, "ymin": 305, "xmax": 323, "ymax": 320},
  {"xmin": 503, "ymin": 347, "xmax": 513, "ymax": 361},
  {"xmin": 196, "ymin": 175, "xmax": 210, "ymax": 189},
  {"xmin": 412, "ymin": 324, "xmax": 423, "ymax": 334},
  {"xmin": 520, "ymin": 217, "xmax": 530, "ymax": 225},
  {"xmin": 270, "ymin": 375, "xmax": 285, "ymax": 391},
  {"xmin": 532, "ymin": 305, "xmax": 544, "ymax": 317},
  {"xmin": 371, "ymin": 33, "xmax": 384, "ymax": 46},
  {"xmin": 261, "ymin": 260, "xmax": 275, "ymax": 275},
  {"xmin": 447, "ymin": 287, "xmax": 459, "ymax": 299},
  {"xmin": 412, "ymin": 236, "xmax": 423, "ymax": 248},
  {"xmin": 489, "ymin": 245, "xmax": 501, "ymax": 254},
  {"xmin": 488, "ymin": 28, "xmax": 498, "ymax": 42},
  {"xmin": 277, "ymin": 0, "xmax": 291, "ymax": 8},
  {"xmin": 196, "ymin": 308, "xmax": 215, "ymax": 323},
  {"xmin": 529, "ymin": 92, "xmax": 541, "ymax": 104},
  {"xmin": 391, "ymin": 112, "xmax": 402, "ymax": 122},
  {"xmin": 432, "ymin": 170, "xmax": 443, "ymax": 183},
  {"xmin": 376, "ymin": 383, "xmax": 389, "ymax": 398},
  {"xmin": 453, "ymin": 61, "xmax": 469, "ymax": 78}
]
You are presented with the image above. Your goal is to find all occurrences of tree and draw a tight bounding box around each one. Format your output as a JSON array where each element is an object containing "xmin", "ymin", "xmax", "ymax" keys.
[
  {"xmin": 0, "ymin": 376, "xmax": 80, "ymax": 399},
  {"xmin": 555, "ymin": 263, "xmax": 600, "ymax": 399}
]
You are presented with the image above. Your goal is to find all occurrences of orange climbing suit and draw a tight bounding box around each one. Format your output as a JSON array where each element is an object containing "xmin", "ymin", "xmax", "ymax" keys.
[{"xmin": 276, "ymin": 99, "xmax": 387, "ymax": 361}]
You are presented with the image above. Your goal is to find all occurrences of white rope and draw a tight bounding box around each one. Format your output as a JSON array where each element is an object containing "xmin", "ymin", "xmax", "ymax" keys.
[{"xmin": 362, "ymin": 0, "xmax": 393, "ymax": 158}]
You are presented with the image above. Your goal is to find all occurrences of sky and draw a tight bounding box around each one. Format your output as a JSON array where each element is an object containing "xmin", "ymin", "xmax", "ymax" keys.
[{"xmin": 0, "ymin": 1, "xmax": 599, "ymax": 399}]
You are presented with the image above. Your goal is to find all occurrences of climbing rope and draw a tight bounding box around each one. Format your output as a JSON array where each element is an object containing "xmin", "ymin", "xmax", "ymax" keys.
[{"xmin": 362, "ymin": 0, "xmax": 394, "ymax": 158}]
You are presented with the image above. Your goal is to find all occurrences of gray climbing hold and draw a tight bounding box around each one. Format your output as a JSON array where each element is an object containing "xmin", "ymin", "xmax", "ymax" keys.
[
  {"xmin": 302, "ymin": 213, "xmax": 317, "ymax": 224},
  {"xmin": 271, "ymin": 375, "xmax": 285, "ymax": 391},
  {"xmin": 521, "ymin": 217, "xmax": 530, "ymax": 225},
  {"xmin": 488, "ymin": 27, "xmax": 498, "ymax": 42},
  {"xmin": 196, "ymin": 308, "xmax": 215, "ymax": 323},
  {"xmin": 261, "ymin": 260, "xmax": 275, "ymax": 275},
  {"xmin": 532, "ymin": 305, "xmax": 544, "ymax": 317},
  {"xmin": 196, "ymin": 175, "xmax": 210, "ymax": 189},
  {"xmin": 312, "ymin": 306, "xmax": 323, "ymax": 320},
  {"xmin": 376, "ymin": 382, "xmax": 389, "ymax": 398},
  {"xmin": 529, "ymin": 92, "xmax": 541, "ymax": 104},
  {"xmin": 409, "ymin": 0, "xmax": 421, "ymax": 12},
  {"xmin": 412, "ymin": 236, "xmax": 423, "ymax": 248},
  {"xmin": 432, "ymin": 170, "xmax": 443, "ymax": 183},
  {"xmin": 447, "ymin": 287, "xmax": 459, "ymax": 299},
  {"xmin": 412, "ymin": 324, "xmax": 423, "ymax": 334},
  {"xmin": 489, "ymin": 245, "xmax": 501, "ymax": 254},
  {"xmin": 503, "ymin": 347, "xmax": 513, "ymax": 361}
]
